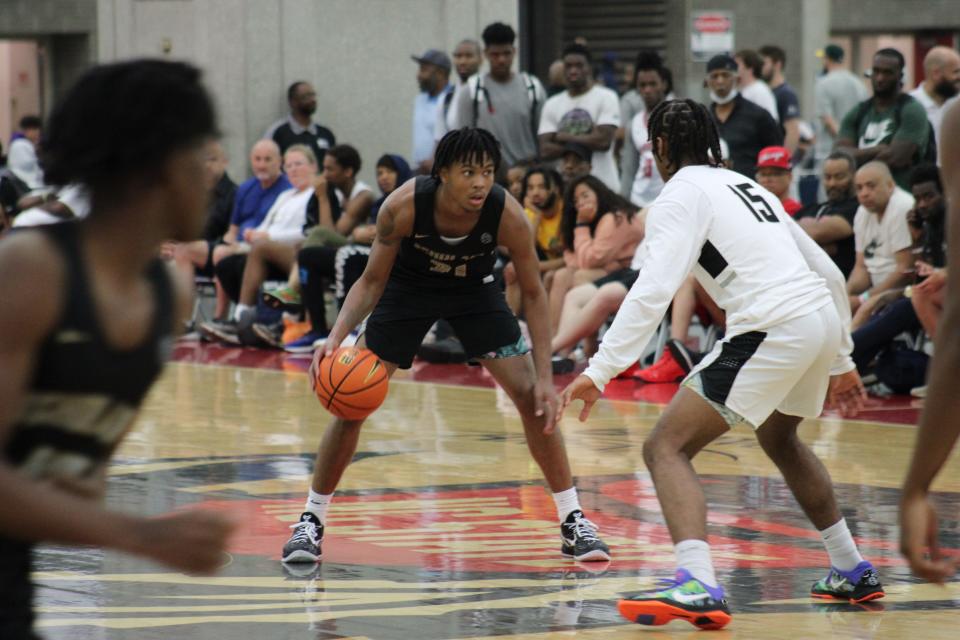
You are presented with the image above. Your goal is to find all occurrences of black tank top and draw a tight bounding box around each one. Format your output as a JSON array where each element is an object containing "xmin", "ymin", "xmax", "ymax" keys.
[
  {"xmin": 4, "ymin": 222, "xmax": 174, "ymax": 481},
  {"xmin": 390, "ymin": 176, "xmax": 505, "ymax": 290}
]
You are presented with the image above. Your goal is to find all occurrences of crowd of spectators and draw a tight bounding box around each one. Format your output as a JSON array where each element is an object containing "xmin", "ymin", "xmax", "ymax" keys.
[{"xmin": 0, "ymin": 26, "xmax": 954, "ymax": 399}]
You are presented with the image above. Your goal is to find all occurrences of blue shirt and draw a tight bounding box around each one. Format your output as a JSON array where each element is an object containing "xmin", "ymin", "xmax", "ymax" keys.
[
  {"xmin": 412, "ymin": 86, "xmax": 451, "ymax": 165},
  {"xmin": 230, "ymin": 174, "xmax": 292, "ymax": 236}
]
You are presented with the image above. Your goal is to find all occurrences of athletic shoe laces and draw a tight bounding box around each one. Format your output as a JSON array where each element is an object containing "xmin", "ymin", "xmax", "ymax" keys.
[
  {"xmin": 289, "ymin": 519, "xmax": 318, "ymax": 544},
  {"xmin": 571, "ymin": 514, "xmax": 601, "ymax": 543}
]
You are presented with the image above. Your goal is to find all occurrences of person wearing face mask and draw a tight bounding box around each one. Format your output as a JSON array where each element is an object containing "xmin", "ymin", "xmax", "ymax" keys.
[
  {"xmin": 706, "ymin": 54, "xmax": 782, "ymax": 179},
  {"xmin": 909, "ymin": 46, "xmax": 960, "ymax": 159}
]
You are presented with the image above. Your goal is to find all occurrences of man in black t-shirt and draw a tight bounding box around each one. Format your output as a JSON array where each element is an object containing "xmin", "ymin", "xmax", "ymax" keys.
[
  {"xmin": 795, "ymin": 150, "xmax": 859, "ymax": 278},
  {"xmin": 264, "ymin": 81, "xmax": 336, "ymax": 164},
  {"xmin": 706, "ymin": 54, "xmax": 783, "ymax": 179}
]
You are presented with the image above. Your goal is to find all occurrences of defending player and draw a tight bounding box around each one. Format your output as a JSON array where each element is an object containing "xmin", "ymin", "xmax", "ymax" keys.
[{"xmin": 560, "ymin": 99, "xmax": 883, "ymax": 629}]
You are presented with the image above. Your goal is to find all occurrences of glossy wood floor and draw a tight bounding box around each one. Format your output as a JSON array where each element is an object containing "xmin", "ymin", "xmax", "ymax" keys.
[{"xmin": 32, "ymin": 346, "xmax": 960, "ymax": 639}]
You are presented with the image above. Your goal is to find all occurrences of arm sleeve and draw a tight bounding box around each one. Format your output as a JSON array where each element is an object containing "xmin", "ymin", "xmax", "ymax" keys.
[
  {"xmin": 838, "ymin": 105, "xmax": 859, "ymax": 142},
  {"xmin": 450, "ymin": 79, "xmax": 473, "ymax": 129},
  {"xmin": 889, "ymin": 200, "xmax": 916, "ymax": 253},
  {"xmin": 538, "ymin": 98, "xmax": 559, "ymax": 135},
  {"xmin": 596, "ymin": 90, "xmax": 621, "ymax": 127},
  {"xmin": 893, "ymin": 100, "xmax": 930, "ymax": 149},
  {"xmin": 785, "ymin": 216, "xmax": 856, "ymax": 375},
  {"xmin": 582, "ymin": 187, "xmax": 709, "ymax": 390},
  {"xmin": 759, "ymin": 110, "xmax": 784, "ymax": 146}
]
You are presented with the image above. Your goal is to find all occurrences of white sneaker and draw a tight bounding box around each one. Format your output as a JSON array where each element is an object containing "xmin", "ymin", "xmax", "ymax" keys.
[{"xmin": 910, "ymin": 385, "xmax": 927, "ymax": 398}]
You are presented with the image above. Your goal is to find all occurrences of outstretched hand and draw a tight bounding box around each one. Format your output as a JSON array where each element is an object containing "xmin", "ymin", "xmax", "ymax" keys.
[
  {"xmin": 900, "ymin": 491, "xmax": 959, "ymax": 583},
  {"xmin": 558, "ymin": 375, "xmax": 602, "ymax": 423},
  {"xmin": 533, "ymin": 379, "xmax": 559, "ymax": 434},
  {"xmin": 827, "ymin": 370, "xmax": 867, "ymax": 418}
]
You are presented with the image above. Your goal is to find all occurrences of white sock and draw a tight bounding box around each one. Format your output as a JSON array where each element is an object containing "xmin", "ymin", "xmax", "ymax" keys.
[
  {"xmin": 305, "ymin": 489, "xmax": 333, "ymax": 524},
  {"xmin": 675, "ymin": 539, "xmax": 718, "ymax": 587},
  {"xmin": 552, "ymin": 487, "xmax": 582, "ymax": 522},
  {"xmin": 234, "ymin": 303, "xmax": 254, "ymax": 321},
  {"xmin": 820, "ymin": 519, "xmax": 864, "ymax": 572}
]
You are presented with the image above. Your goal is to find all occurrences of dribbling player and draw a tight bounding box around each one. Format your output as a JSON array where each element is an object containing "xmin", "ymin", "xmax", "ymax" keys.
[{"xmin": 281, "ymin": 128, "xmax": 610, "ymax": 565}]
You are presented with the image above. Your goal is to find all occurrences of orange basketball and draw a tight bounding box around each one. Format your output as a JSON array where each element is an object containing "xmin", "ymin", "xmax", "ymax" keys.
[{"xmin": 313, "ymin": 347, "xmax": 389, "ymax": 420}]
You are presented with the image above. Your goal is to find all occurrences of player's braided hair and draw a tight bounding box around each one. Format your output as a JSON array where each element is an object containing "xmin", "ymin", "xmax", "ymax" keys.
[
  {"xmin": 647, "ymin": 98, "xmax": 723, "ymax": 171},
  {"xmin": 432, "ymin": 127, "xmax": 502, "ymax": 180}
]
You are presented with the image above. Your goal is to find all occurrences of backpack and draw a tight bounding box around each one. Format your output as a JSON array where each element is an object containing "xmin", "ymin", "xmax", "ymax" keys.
[
  {"xmin": 469, "ymin": 72, "xmax": 542, "ymax": 142},
  {"xmin": 850, "ymin": 93, "xmax": 936, "ymax": 164}
]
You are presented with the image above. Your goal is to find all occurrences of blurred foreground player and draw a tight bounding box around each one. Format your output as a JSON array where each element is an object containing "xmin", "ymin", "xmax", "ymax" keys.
[
  {"xmin": 0, "ymin": 60, "xmax": 236, "ymax": 638},
  {"xmin": 900, "ymin": 100, "xmax": 960, "ymax": 583}
]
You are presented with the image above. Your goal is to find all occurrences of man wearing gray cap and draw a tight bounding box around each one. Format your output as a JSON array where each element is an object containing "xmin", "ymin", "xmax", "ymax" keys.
[
  {"xmin": 411, "ymin": 49, "xmax": 452, "ymax": 172},
  {"xmin": 814, "ymin": 44, "xmax": 868, "ymax": 171}
]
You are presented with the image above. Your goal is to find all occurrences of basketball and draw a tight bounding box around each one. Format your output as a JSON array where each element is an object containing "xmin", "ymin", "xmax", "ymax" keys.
[{"xmin": 313, "ymin": 347, "xmax": 389, "ymax": 420}]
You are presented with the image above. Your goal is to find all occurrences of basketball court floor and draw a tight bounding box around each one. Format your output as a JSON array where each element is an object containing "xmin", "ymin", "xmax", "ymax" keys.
[{"xmin": 32, "ymin": 340, "xmax": 959, "ymax": 639}]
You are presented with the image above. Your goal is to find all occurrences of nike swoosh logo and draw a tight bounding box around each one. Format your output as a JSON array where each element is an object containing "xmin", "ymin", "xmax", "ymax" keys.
[{"xmin": 669, "ymin": 590, "xmax": 712, "ymax": 605}]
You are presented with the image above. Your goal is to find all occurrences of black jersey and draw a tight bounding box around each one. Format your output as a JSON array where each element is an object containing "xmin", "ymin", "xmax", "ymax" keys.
[
  {"xmin": 389, "ymin": 176, "xmax": 505, "ymax": 290},
  {"xmin": 4, "ymin": 221, "xmax": 174, "ymax": 481},
  {"xmin": 0, "ymin": 221, "xmax": 174, "ymax": 638}
]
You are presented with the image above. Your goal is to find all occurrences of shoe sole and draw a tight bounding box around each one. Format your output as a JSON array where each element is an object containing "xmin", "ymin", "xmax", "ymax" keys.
[
  {"xmin": 810, "ymin": 590, "xmax": 885, "ymax": 604},
  {"xmin": 618, "ymin": 599, "xmax": 731, "ymax": 630},
  {"xmin": 252, "ymin": 325, "xmax": 283, "ymax": 349},
  {"xmin": 281, "ymin": 549, "xmax": 321, "ymax": 563},
  {"xmin": 199, "ymin": 326, "xmax": 241, "ymax": 345},
  {"xmin": 561, "ymin": 549, "xmax": 612, "ymax": 562},
  {"xmin": 284, "ymin": 344, "xmax": 318, "ymax": 354}
]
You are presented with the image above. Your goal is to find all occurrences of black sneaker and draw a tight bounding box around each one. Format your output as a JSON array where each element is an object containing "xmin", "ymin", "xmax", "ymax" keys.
[
  {"xmin": 810, "ymin": 561, "xmax": 885, "ymax": 603},
  {"xmin": 666, "ymin": 339, "xmax": 703, "ymax": 374},
  {"xmin": 199, "ymin": 319, "xmax": 241, "ymax": 345},
  {"xmin": 281, "ymin": 512, "xmax": 323, "ymax": 563},
  {"xmin": 560, "ymin": 510, "xmax": 611, "ymax": 561}
]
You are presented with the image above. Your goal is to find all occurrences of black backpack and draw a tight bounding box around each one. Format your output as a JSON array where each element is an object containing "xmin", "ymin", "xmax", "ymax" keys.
[{"xmin": 850, "ymin": 93, "xmax": 936, "ymax": 164}]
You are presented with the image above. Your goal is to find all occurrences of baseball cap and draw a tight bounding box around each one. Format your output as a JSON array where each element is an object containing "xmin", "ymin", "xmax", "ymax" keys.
[
  {"xmin": 411, "ymin": 49, "xmax": 451, "ymax": 70},
  {"xmin": 757, "ymin": 146, "xmax": 792, "ymax": 170},
  {"xmin": 561, "ymin": 142, "xmax": 592, "ymax": 162},
  {"xmin": 816, "ymin": 44, "xmax": 844, "ymax": 62},
  {"xmin": 706, "ymin": 53, "xmax": 737, "ymax": 73}
]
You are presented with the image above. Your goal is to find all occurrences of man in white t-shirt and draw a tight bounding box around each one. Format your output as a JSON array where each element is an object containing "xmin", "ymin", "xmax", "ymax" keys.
[
  {"xmin": 538, "ymin": 43, "xmax": 620, "ymax": 191},
  {"xmin": 627, "ymin": 53, "xmax": 669, "ymax": 207},
  {"xmin": 909, "ymin": 46, "xmax": 960, "ymax": 158},
  {"xmin": 846, "ymin": 161, "xmax": 915, "ymax": 319},
  {"xmin": 560, "ymin": 99, "xmax": 882, "ymax": 630},
  {"xmin": 433, "ymin": 39, "xmax": 482, "ymax": 143},
  {"xmin": 736, "ymin": 49, "xmax": 779, "ymax": 122}
]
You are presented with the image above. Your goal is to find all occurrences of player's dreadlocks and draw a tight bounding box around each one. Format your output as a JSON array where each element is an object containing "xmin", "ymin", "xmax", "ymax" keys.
[
  {"xmin": 647, "ymin": 98, "xmax": 723, "ymax": 172},
  {"xmin": 431, "ymin": 127, "xmax": 502, "ymax": 181}
]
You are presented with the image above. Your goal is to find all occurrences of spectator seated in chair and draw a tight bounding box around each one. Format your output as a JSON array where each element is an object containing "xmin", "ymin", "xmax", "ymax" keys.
[
  {"xmin": 850, "ymin": 164, "xmax": 947, "ymax": 390},
  {"xmin": 755, "ymin": 145, "xmax": 802, "ymax": 216},
  {"xmin": 794, "ymin": 150, "xmax": 859, "ymax": 278}
]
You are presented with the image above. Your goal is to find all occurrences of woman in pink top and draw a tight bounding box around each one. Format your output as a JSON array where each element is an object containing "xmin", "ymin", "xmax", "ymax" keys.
[{"xmin": 548, "ymin": 175, "xmax": 643, "ymax": 336}]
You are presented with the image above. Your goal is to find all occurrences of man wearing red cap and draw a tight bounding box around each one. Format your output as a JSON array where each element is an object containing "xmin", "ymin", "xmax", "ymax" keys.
[{"xmin": 756, "ymin": 146, "xmax": 802, "ymax": 216}]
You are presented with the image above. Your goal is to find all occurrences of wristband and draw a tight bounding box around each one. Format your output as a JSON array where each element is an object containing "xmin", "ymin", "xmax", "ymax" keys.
[
  {"xmin": 859, "ymin": 291, "xmax": 870, "ymax": 303},
  {"xmin": 904, "ymin": 285, "xmax": 913, "ymax": 299}
]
